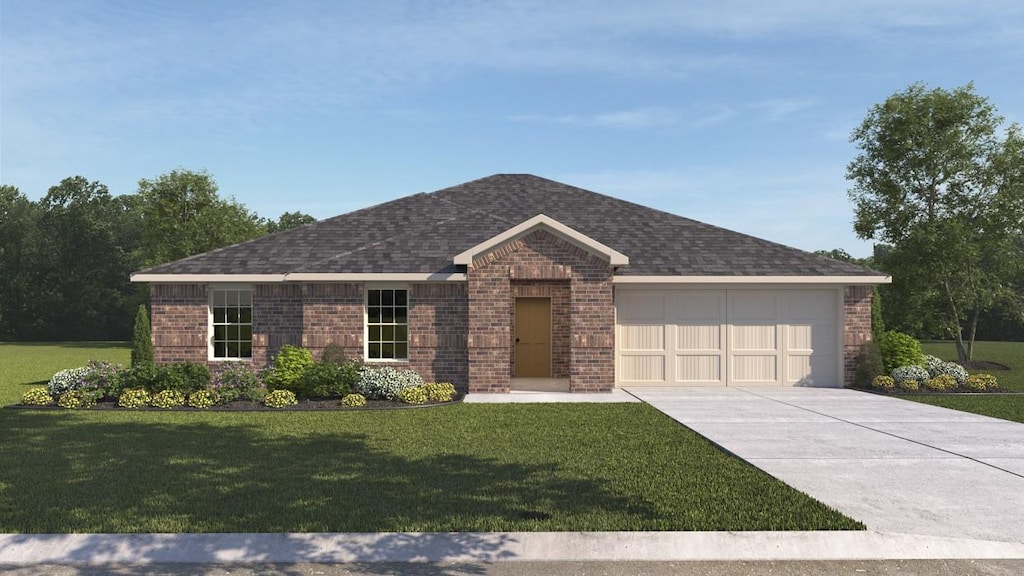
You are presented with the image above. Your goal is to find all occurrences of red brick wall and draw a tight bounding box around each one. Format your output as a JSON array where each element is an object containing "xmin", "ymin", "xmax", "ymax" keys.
[
  {"xmin": 844, "ymin": 285, "xmax": 873, "ymax": 386},
  {"xmin": 467, "ymin": 229, "xmax": 616, "ymax": 393},
  {"xmin": 409, "ymin": 283, "xmax": 468, "ymax": 390},
  {"xmin": 300, "ymin": 283, "xmax": 363, "ymax": 361},
  {"xmin": 252, "ymin": 284, "xmax": 303, "ymax": 366},
  {"xmin": 151, "ymin": 284, "xmax": 209, "ymax": 364}
]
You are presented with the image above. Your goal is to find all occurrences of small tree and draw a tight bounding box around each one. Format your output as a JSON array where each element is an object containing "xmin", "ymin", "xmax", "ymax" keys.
[
  {"xmin": 132, "ymin": 304, "xmax": 154, "ymax": 367},
  {"xmin": 871, "ymin": 286, "xmax": 885, "ymax": 342}
]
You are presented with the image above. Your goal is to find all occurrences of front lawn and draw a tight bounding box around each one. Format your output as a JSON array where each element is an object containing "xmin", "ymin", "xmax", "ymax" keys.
[
  {"xmin": 898, "ymin": 341, "xmax": 1024, "ymax": 423},
  {"xmin": 0, "ymin": 342, "xmax": 862, "ymax": 533}
]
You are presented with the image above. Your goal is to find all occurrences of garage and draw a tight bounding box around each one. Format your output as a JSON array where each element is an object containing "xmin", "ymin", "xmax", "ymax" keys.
[{"xmin": 615, "ymin": 288, "xmax": 841, "ymax": 387}]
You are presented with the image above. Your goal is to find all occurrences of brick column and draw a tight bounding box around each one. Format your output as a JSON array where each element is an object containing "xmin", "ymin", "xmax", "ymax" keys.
[
  {"xmin": 569, "ymin": 262, "xmax": 615, "ymax": 392},
  {"xmin": 467, "ymin": 265, "xmax": 512, "ymax": 393},
  {"xmin": 843, "ymin": 285, "xmax": 873, "ymax": 386}
]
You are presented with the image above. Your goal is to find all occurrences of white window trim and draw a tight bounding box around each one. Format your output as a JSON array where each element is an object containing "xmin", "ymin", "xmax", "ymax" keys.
[
  {"xmin": 208, "ymin": 284, "xmax": 254, "ymax": 362},
  {"xmin": 364, "ymin": 283, "xmax": 410, "ymax": 363}
]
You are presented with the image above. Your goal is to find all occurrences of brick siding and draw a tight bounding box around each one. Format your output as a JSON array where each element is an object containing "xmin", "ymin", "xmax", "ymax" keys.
[
  {"xmin": 151, "ymin": 284, "xmax": 209, "ymax": 364},
  {"xmin": 843, "ymin": 285, "xmax": 873, "ymax": 386},
  {"xmin": 409, "ymin": 283, "xmax": 469, "ymax": 392}
]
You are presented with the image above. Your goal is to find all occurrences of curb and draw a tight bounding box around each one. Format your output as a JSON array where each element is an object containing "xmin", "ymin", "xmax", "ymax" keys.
[{"xmin": 2, "ymin": 531, "xmax": 1023, "ymax": 564}]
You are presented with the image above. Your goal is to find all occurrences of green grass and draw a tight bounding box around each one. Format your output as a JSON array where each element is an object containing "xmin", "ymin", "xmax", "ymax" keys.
[
  {"xmin": 0, "ymin": 342, "xmax": 862, "ymax": 533},
  {"xmin": 898, "ymin": 341, "xmax": 1024, "ymax": 423}
]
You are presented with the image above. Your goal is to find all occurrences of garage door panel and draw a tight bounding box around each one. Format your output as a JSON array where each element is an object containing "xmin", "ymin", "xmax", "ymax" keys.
[
  {"xmin": 620, "ymin": 324, "xmax": 665, "ymax": 351},
  {"xmin": 620, "ymin": 355, "xmax": 666, "ymax": 382},
  {"xmin": 729, "ymin": 292, "xmax": 776, "ymax": 320},
  {"xmin": 668, "ymin": 292, "xmax": 724, "ymax": 323},
  {"xmin": 675, "ymin": 355, "xmax": 722, "ymax": 383},
  {"xmin": 731, "ymin": 324, "xmax": 777, "ymax": 351},
  {"xmin": 732, "ymin": 355, "xmax": 778, "ymax": 382},
  {"xmin": 618, "ymin": 292, "xmax": 664, "ymax": 322},
  {"xmin": 786, "ymin": 324, "xmax": 836, "ymax": 352},
  {"xmin": 676, "ymin": 324, "xmax": 721, "ymax": 351}
]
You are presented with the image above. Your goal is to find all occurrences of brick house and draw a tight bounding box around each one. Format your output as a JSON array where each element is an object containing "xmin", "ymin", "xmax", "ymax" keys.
[{"xmin": 132, "ymin": 174, "xmax": 888, "ymax": 393}]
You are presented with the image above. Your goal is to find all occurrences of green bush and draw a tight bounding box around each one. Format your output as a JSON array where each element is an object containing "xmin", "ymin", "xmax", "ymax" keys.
[
  {"xmin": 853, "ymin": 341, "xmax": 884, "ymax": 389},
  {"xmin": 131, "ymin": 304, "xmax": 154, "ymax": 367},
  {"xmin": 341, "ymin": 393, "xmax": 367, "ymax": 407},
  {"xmin": 877, "ymin": 331, "xmax": 925, "ymax": 373},
  {"xmin": 356, "ymin": 366, "xmax": 424, "ymax": 400},
  {"xmin": 266, "ymin": 345, "xmax": 314, "ymax": 391},
  {"xmin": 293, "ymin": 361, "xmax": 351, "ymax": 398},
  {"xmin": 82, "ymin": 360, "xmax": 127, "ymax": 400},
  {"xmin": 924, "ymin": 374, "xmax": 957, "ymax": 392},
  {"xmin": 21, "ymin": 387, "xmax": 54, "ymax": 406},
  {"xmin": 966, "ymin": 374, "xmax": 998, "ymax": 391},
  {"xmin": 871, "ymin": 375, "xmax": 895, "ymax": 390},
  {"xmin": 423, "ymin": 382, "xmax": 457, "ymax": 402},
  {"xmin": 397, "ymin": 386, "xmax": 428, "ymax": 405},
  {"xmin": 151, "ymin": 389, "xmax": 186, "ymax": 409},
  {"xmin": 118, "ymin": 388, "xmax": 151, "ymax": 409},
  {"xmin": 871, "ymin": 286, "xmax": 885, "ymax": 342},
  {"xmin": 187, "ymin": 390, "xmax": 220, "ymax": 409},
  {"xmin": 264, "ymin": 389, "xmax": 298, "ymax": 408},
  {"xmin": 152, "ymin": 362, "xmax": 210, "ymax": 395},
  {"xmin": 212, "ymin": 363, "xmax": 264, "ymax": 402},
  {"xmin": 121, "ymin": 363, "xmax": 159, "ymax": 391},
  {"xmin": 57, "ymin": 390, "xmax": 98, "ymax": 410}
]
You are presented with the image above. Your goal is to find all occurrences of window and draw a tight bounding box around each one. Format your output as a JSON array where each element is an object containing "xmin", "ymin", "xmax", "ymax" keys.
[
  {"xmin": 367, "ymin": 288, "xmax": 408, "ymax": 360},
  {"xmin": 211, "ymin": 288, "xmax": 252, "ymax": 359}
]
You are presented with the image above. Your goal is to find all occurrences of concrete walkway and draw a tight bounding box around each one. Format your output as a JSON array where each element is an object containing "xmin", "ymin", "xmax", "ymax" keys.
[{"xmin": 627, "ymin": 387, "xmax": 1024, "ymax": 544}]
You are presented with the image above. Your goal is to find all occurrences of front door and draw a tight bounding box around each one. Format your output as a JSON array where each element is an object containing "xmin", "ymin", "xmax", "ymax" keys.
[{"xmin": 514, "ymin": 297, "xmax": 551, "ymax": 378}]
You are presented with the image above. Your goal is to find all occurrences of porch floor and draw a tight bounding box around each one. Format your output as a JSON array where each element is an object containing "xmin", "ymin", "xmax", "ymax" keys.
[{"xmin": 510, "ymin": 378, "xmax": 570, "ymax": 392}]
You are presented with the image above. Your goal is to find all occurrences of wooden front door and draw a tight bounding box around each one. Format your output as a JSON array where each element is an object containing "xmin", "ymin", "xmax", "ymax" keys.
[{"xmin": 514, "ymin": 298, "xmax": 551, "ymax": 378}]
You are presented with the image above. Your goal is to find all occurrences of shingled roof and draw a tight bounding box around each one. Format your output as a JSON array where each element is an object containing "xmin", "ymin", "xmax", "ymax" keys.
[{"xmin": 134, "ymin": 174, "xmax": 879, "ymax": 277}]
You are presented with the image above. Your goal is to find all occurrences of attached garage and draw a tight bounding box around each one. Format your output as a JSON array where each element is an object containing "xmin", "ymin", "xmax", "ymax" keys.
[{"xmin": 615, "ymin": 287, "xmax": 841, "ymax": 387}]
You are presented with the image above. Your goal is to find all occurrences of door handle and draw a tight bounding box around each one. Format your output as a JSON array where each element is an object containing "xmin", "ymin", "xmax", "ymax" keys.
[{"xmin": 516, "ymin": 338, "xmax": 520, "ymax": 343}]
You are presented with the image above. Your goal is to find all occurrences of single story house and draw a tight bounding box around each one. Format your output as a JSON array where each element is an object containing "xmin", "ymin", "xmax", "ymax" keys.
[{"xmin": 131, "ymin": 174, "xmax": 888, "ymax": 393}]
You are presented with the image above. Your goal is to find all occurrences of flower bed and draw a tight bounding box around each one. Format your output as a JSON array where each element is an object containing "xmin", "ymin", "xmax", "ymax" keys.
[{"xmin": 18, "ymin": 346, "xmax": 459, "ymax": 411}]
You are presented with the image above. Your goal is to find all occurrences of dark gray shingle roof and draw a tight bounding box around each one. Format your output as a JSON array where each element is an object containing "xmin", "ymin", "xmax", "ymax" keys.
[{"xmin": 136, "ymin": 174, "xmax": 879, "ymax": 277}]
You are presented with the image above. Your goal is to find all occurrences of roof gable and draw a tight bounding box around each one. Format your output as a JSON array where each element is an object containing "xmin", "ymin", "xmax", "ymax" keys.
[{"xmin": 453, "ymin": 214, "xmax": 629, "ymax": 267}]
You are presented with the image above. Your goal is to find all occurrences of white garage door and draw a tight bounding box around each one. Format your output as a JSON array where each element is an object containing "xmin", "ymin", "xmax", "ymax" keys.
[{"xmin": 616, "ymin": 289, "xmax": 839, "ymax": 387}]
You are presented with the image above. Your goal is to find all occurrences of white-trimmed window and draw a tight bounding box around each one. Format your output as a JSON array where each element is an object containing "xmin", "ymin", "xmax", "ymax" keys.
[
  {"xmin": 211, "ymin": 287, "xmax": 253, "ymax": 359},
  {"xmin": 366, "ymin": 288, "xmax": 408, "ymax": 360}
]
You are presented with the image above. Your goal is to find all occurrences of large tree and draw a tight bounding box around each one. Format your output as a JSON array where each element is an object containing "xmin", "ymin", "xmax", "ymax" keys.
[
  {"xmin": 267, "ymin": 211, "xmax": 316, "ymax": 234},
  {"xmin": 0, "ymin": 185, "xmax": 44, "ymax": 339},
  {"xmin": 137, "ymin": 169, "xmax": 267, "ymax": 267},
  {"xmin": 847, "ymin": 83, "xmax": 1024, "ymax": 361}
]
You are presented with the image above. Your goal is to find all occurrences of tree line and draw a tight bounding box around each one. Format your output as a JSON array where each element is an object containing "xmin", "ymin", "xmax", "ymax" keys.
[{"xmin": 0, "ymin": 169, "xmax": 314, "ymax": 341}]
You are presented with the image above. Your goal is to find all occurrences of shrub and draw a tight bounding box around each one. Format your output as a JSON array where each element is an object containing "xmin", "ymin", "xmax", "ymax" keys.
[
  {"xmin": 342, "ymin": 393, "xmax": 367, "ymax": 407},
  {"xmin": 212, "ymin": 363, "xmax": 264, "ymax": 402},
  {"xmin": 292, "ymin": 361, "xmax": 351, "ymax": 398},
  {"xmin": 871, "ymin": 375, "xmax": 895, "ymax": 390},
  {"xmin": 57, "ymin": 390, "xmax": 97, "ymax": 410},
  {"xmin": 152, "ymin": 362, "xmax": 210, "ymax": 395},
  {"xmin": 264, "ymin": 389, "xmax": 298, "ymax": 408},
  {"xmin": 46, "ymin": 367, "xmax": 89, "ymax": 397},
  {"xmin": 150, "ymin": 389, "xmax": 185, "ymax": 409},
  {"xmin": 924, "ymin": 374, "xmax": 957, "ymax": 392},
  {"xmin": 967, "ymin": 374, "xmax": 998, "ymax": 391},
  {"xmin": 131, "ymin": 304, "xmax": 154, "ymax": 367},
  {"xmin": 266, "ymin": 345, "xmax": 314, "ymax": 391},
  {"xmin": 891, "ymin": 365, "xmax": 929, "ymax": 387},
  {"xmin": 118, "ymin": 388, "xmax": 151, "ymax": 409},
  {"xmin": 397, "ymin": 386, "xmax": 428, "ymax": 405},
  {"xmin": 356, "ymin": 366, "xmax": 424, "ymax": 401},
  {"xmin": 897, "ymin": 378, "xmax": 920, "ymax": 392},
  {"xmin": 82, "ymin": 360, "xmax": 127, "ymax": 400},
  {"xmin": 932, "ymin": 361, "xmax": 968, "ymax": 386},
  {"xmin": 877, "ymin": 331, "xmax": 925, "ymax": 373},
  {"xmin": 320, "ymin": 342, "xmax": 348, "ymax": 366},
  {"xmin": 187, "ymin": 389, "xmax": 220, "ymax": 409},
  {"xmin": 121, "ymin": 363, "xmax": 159, "ymax": 391},
  {"xmin": 21, "ymin": 387, "xmax": 54, "ymax": 406},
  {"xmin": 871, "ymin": 286, "xmax": 885, "ymax": 342},
  {"xmin": 853, "ymin": 341, "xmax": 884, "ymax": 389},
  {"xmin": 423, "ymin": 382, "xmax": 457, "ymax": 402},
  {"xmin": 923, "ymin": 355, "xmax": 944, "ymax": 375}
]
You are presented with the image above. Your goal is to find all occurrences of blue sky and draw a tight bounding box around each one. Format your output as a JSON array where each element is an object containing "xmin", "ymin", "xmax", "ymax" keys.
[{"xmin": 3, "ymin": 1, "xmax": 1022, "ymax": 257}]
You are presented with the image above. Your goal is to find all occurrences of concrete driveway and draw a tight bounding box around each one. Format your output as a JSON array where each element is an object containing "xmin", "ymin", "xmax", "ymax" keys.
[{"xmin": 626, "ymin": 387, "xmax": 1024, "ymax": 544}]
